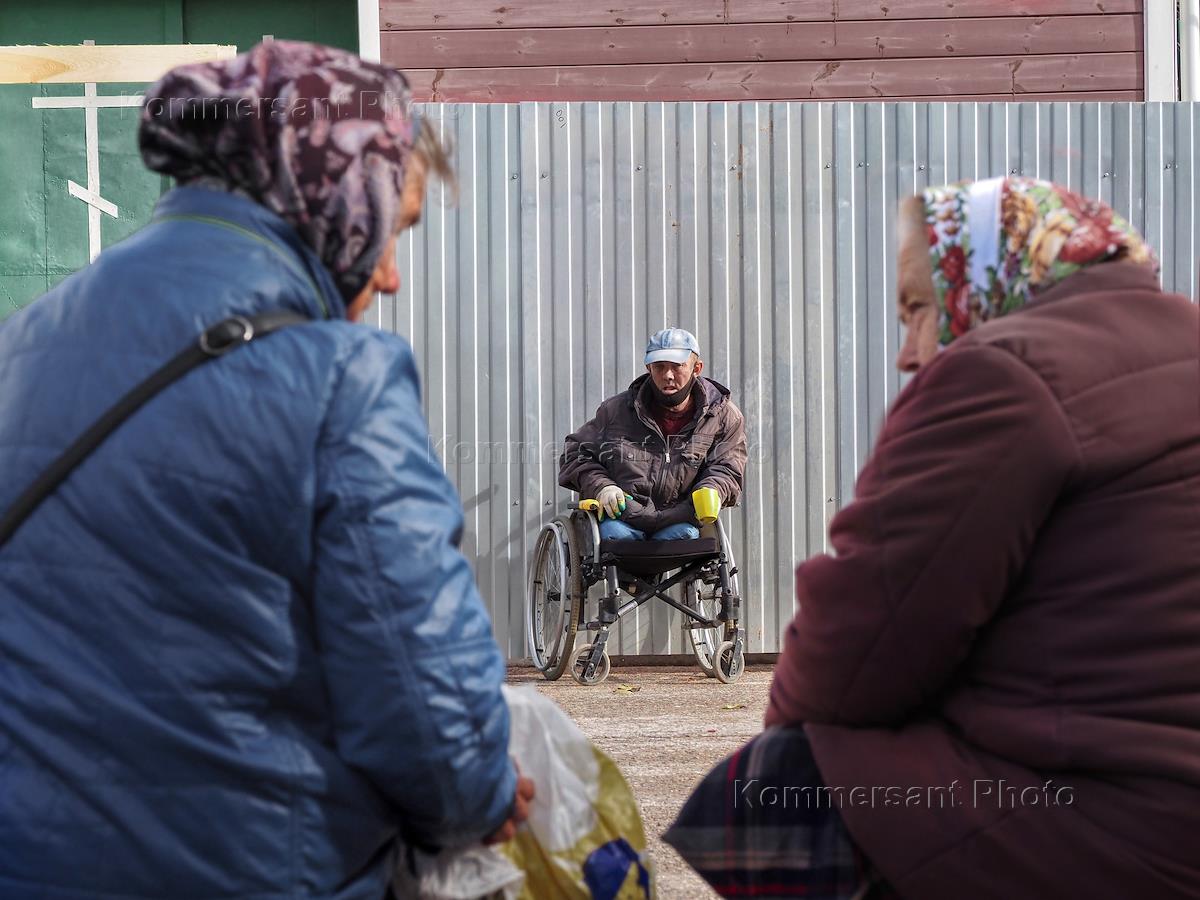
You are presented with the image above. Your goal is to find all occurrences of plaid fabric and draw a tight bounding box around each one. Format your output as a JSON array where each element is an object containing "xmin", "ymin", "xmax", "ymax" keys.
[{"xmin": 663, "ymin": 726, "xmax": 880, "ymax": 900}]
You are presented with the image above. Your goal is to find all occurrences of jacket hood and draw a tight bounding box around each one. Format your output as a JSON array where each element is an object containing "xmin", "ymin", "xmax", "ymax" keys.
[{"xmin": 152, "ymin": 185, "xmax": 346, "ymax": 321}]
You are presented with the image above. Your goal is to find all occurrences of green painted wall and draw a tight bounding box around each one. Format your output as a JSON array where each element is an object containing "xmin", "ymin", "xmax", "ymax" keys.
[{"xmin": 0, "ymin": 1, "xmax": 358, "ymax": 317}]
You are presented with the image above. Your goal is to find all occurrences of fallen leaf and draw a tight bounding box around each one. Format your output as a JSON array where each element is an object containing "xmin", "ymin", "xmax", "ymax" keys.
[
  {"xmin": 613, "ymin": 683, "xmax": 641, "ymax": 694},
  {"xmin": 720, "ymin": 702, "xmax": 746, "ymax": 710}
]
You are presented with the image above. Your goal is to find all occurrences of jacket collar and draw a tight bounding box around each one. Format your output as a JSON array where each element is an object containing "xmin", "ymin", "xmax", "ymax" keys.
[
  {"xmin": 151, "ymin": 186, "xmax": 346, "ymax": 320},
  {"xmin": 627, "ymin": 373, "xmax": 729, "ymax": 419},
  {"xmin": 1028, "ymin": 260, "xmax": 1162, "ymax": 308}
]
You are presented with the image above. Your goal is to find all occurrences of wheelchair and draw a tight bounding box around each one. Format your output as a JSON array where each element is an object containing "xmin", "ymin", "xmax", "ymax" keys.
[{"xmin": 525, "ymin": 500, "xmax": 746, "ymax": 685}]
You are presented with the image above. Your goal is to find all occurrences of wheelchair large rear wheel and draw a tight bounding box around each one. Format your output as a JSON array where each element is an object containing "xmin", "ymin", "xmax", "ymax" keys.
[
  {"xmin": 526, "ymin": 518, "xmax": 583, "ymax": 680},
  {"xmin": 686, "ymin": 522, "xmax": 740, "ymax": 678}
]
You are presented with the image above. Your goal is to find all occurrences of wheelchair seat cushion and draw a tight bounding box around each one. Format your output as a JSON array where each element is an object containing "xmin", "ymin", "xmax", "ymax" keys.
[{"xmin": 598, "ymin": 537, "xmax": 720, "ymax": 576}]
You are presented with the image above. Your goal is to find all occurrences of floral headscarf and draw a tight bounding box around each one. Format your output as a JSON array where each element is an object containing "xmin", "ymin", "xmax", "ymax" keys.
[
  {"xmin": 924, "ymin": 177, "xmax": 1157, "ymax": 346},
  {"xmin": 139, "ymin": 40, "xmax": 418, "ymax": 307}
]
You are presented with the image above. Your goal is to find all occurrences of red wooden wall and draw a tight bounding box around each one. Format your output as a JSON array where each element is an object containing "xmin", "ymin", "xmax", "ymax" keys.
[{"xmin": 379, "ymin": 0, "xmax": 1144, "ymax": 102}]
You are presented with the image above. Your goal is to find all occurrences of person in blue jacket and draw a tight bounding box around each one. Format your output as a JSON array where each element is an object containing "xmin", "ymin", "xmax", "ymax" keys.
[{"xmin": 0, "ymin": 41, "xmax": 531, "ymax": 899}]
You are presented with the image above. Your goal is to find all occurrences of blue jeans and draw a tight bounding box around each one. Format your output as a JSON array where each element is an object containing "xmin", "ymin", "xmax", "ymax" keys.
[{"xmin": 599, "ymin": 519, "xmax": 700, "ymax": 541}]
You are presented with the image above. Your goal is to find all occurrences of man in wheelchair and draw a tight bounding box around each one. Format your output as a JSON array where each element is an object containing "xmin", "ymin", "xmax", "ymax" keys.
[
  {"xmin": 558, "ymin": 327, "xmax": 747, "ymax": 540},
  {"xmin": 527, "ymin": 329, "xmax": 748, "ymax": 685}
]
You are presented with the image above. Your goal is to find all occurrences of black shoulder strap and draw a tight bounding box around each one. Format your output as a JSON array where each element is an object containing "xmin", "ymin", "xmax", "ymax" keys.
[{"xmin": 0, "ymin": 310, "xmax": 309, "ymax": 548}]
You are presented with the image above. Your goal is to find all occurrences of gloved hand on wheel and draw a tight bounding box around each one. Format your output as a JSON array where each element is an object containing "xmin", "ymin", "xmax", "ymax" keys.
[{"xmin": 596, "ymin": 485, "xmax": 628, "ymax": 520}]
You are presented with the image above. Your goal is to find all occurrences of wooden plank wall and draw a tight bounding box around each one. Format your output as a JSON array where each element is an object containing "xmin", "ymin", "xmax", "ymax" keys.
[{"xmin": 380, "ymin": 0, "xmax": 1144, "ymax": 102}]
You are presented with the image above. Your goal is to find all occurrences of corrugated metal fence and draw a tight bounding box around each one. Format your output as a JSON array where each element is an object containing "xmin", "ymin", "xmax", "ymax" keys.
[{"xmin": 375, "ymin": 101, "xmax": 1200, "ymax": 660}]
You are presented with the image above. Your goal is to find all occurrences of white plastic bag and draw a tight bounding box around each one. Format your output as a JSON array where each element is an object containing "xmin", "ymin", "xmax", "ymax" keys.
[
  {"xmin": 408, "ymin": 844, "xmax": 524, "ymax": 900},
  {"xmin": 496, "ymin": 685, "xmax": 654, "ymax": 900},
  {"xmin": 398, "ymin": 685, "xmax": 653, "ymax": 900}
]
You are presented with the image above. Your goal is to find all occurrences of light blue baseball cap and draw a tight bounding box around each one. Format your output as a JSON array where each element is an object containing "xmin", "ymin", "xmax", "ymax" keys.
[{"xmin": 644, "ymin": 327, "xmax": 700, "ymax": 365}]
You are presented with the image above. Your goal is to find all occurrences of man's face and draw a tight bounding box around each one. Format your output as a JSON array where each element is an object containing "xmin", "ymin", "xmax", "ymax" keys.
[
  {"xmin": 896, "ymin": 196, "xmax": 940, "ymax": 373},
  {"xmin": 647, "ymin": 354, "xmax": 703, "ymax": 402}
]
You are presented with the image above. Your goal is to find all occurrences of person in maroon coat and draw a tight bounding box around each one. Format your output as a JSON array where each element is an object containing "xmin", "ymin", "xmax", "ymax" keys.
[{"xmin": 667, "ymin": 177, "xmax": 1200, "ymax": 899}]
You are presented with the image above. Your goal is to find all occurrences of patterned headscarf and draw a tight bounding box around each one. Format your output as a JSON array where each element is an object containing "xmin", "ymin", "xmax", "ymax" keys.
[
  {"xmin": 923, "ymin": 176, "xmax": 1157, "ymax": 346},
  {"xmin": 139, "ymin": 40, "xmax": 418, "ymax": 307}
]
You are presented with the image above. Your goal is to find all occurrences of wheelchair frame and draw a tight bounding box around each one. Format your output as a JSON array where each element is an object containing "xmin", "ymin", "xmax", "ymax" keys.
[{"xmin": 526, "ymin": 504, "xmax": 746, "ymax": 685}]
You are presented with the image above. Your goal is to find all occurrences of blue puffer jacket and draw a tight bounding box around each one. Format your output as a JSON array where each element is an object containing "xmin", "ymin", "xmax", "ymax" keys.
[{"xmin": 0, "ymin": 187, "xmax": 515, "ymax": 899}]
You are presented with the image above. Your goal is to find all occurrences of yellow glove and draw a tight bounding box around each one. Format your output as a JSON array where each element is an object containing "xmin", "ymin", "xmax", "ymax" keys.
[{"xmin": 691, "ymin": 487, "xmax": 721, "ymax": 525}]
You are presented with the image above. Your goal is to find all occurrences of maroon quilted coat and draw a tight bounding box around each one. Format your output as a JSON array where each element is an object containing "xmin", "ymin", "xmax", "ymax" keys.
[{"xmin": 768, "ymin": 263, "xmax": 1200, "ymax": 899}]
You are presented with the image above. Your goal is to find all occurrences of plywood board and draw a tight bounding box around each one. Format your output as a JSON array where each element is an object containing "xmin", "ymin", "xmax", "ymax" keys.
[{"xmin": 0, "ymin": 44, "xmax": 236, "ymax": 84}]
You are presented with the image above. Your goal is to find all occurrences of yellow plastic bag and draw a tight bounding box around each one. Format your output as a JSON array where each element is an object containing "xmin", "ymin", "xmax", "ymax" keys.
[{"xmin": 498, "ymin": 686, "xmax": 654, "ymax": 900}]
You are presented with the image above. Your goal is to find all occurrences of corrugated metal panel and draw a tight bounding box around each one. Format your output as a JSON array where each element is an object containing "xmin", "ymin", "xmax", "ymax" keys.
[{"xmin": 376, "ymin": 101, "xmax": 1200, "ymax": 660}]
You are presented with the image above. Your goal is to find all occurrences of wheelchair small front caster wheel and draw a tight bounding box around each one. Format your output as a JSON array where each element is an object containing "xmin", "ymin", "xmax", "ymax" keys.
[
  {"xmin": 713, "ymin": 640, "xmax": 745, "ymax": 684},
  {"xmin": 570, "ymin": 643, "xmax": 611, "ymax": 686}
]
